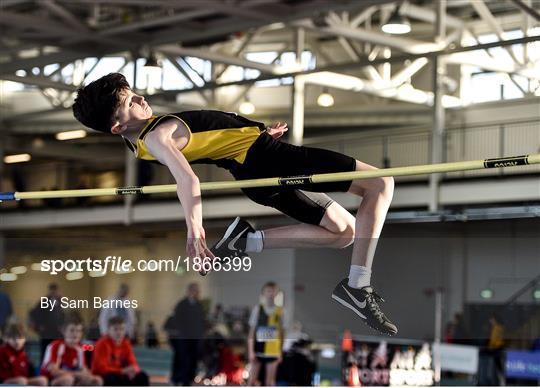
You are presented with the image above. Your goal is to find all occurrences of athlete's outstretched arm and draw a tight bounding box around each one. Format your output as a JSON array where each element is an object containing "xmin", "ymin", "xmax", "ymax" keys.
[{"xmin": 144, "ymin": 125, "xmax": 213, "ymax": 260}]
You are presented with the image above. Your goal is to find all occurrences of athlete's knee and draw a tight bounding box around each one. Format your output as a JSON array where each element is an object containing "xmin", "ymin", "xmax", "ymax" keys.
[
  {"xmin": 384, "ymin": 175, "xmax": 394, "ymax": 193},
  {"xmin": 371, "ymin": 174, "xmax": 394, "ymax": 199},
  {"xmin": 338, "ymin": 222, "xmax": 355, "ymax": 248},
  {"xmin": 321, "ymin": 204, "xmax": 356, "ymax": 248}
]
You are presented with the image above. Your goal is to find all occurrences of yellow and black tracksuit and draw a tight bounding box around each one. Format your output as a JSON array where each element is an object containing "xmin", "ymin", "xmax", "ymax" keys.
[
  {"xmin": 123, "ymin": 110, "xmax": 357, "ymax": 225},
  {"xmin": 253, "ymin": 304, "xmax": 284, "ymax": 361}
]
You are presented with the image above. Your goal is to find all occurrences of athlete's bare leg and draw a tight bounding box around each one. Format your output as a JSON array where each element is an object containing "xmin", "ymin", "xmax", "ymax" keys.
[{"xmin": 261, "ymin": 160, "xmax": 394, "ymax": 269}]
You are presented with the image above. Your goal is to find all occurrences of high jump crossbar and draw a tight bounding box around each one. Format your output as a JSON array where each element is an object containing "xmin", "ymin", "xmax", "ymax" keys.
[{"xmin": 1, "ymin": 154, "xmax": 539, "ymax": 201}]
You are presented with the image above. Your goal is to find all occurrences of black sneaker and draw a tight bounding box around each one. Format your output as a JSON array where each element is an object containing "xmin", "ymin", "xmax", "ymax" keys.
[
  {"xmin": 199, "ymin": 217, "xmax": 254, "ymax": 277},
  {"xmin": 332, "ymin": 278, "xmax": 398, "ymax": 336},
  {"xmin": 212, "ymin": 217, "xmax": 255, "ymax": 257}
]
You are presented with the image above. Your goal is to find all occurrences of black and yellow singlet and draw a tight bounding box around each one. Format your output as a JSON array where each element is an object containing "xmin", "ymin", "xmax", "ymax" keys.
[
  {"xmin": 123, "ymin": 110, "xmax": 266, "ymax": 170},
  {"xmin": 254, "ymin": 304, "xmax": 283, "ymax": 358}
]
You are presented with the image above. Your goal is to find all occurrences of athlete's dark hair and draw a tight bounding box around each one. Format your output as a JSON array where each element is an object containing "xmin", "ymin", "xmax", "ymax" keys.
[
  {"xmin": 108, "ymin": 316, "xmax": 125, "ymax": 327},
  {"xmin": 261, "ymin": 281, "xmax": 277, "ymax": 292},
  {"xmin": 72, "ymin": 72, "xmax": 131, "ymax": 133},
  {"xmin": 62, "ymin": 311, "xmax": 84, "ymax": 329},
  {"xmin": 4, "ymin": 323, "xmax": 25, "ymax": 338}
]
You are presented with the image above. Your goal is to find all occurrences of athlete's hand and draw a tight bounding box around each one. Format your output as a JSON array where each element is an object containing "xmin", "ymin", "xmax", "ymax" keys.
[
  {"xmin": 187, "ymin": 225, "xmax": 214, "ymax": 276},
  {"xmin": 266, "ymin": 122, "xmax": 288, "ymax": 139}
]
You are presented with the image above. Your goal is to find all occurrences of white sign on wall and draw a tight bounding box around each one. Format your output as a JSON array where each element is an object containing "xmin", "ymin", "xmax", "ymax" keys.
[{"xmin": 436, "ymin": 343, "xmax": 479, "ymax": 374}]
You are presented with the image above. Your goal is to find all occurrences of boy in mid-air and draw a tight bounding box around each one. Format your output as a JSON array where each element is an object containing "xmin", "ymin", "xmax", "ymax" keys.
[
  {"xmin": 92, "ymin": 316, "xmax": 149, "ymax": 386},
  {"xmin": 41, "ymin": 314, "xmax": 103, "ymax": 386},
  {"xmin": 0, "ymin": 323, "xmax": 48, "ymax": 386},
  {"xmin": 72, "ymin": 73, "xmax": 397, "ymax": 335}
]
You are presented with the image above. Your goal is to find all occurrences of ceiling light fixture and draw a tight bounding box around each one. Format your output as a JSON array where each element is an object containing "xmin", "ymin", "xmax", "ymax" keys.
[
  {"xmin": 317, "ymin": 88, "xmax": 335, "ymax": 107},
  {"xmin": 382, "ymin": 7, "xmax": 411, "ymax": 35},
  {"xmin": 239, "ymin": 99, "xmax": 255, "ymax": 115},
  {"xmin": 143, "ymin": 52, "xmax": 161, "ymax": 70},
  {"xmin": 4, "ymin": 153, "xmax": 31, "ymax": 164},
  {"xmin": 56, "ymin": 130, "xmax": 87, "ymax": 141}
]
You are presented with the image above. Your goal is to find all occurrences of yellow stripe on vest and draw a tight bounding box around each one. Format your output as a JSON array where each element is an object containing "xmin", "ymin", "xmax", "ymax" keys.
[{"xmin": 132, "ymin": 115, "xmax": 260, "ymax": 164}]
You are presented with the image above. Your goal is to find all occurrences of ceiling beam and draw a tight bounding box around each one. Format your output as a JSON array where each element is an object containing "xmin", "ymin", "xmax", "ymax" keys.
[
  {"xmin": 470, "ymin": 0, "xmax": 524, "ymax": 65},
  {"xmin": 158, "ymin": 45, "xmax": 280, "ymax": 73},
  {"xmin": 0, "ymin": 10, "xmax": 135, "ymax": 49},
  {"xmin": 164, "ymin": 55, "xmax": 211, "ymax": 104},
  {"xmin": 400, "ymin": 2, "xmax": 465, "ymax": 29},
  {"xmin": 389, "ymin": 58, "xmax": 429, "ymax": 87},
  {"xmin": 508, "ymin": 0, "xmax": 540, "ymax": 21},
  {"xmin": 97, "ymin": 9, "xmax": 213, "ymax": 37},
  {"xmin": 1, "ymin": 0, "xmax": 383, "ymax": 77},
  {"xmin": 295, "ymin": 19, "xmax": 441, "ymax": 54},
  {"xmin": 37, "ymin": 0, "xmax": 90, "ymax": 33},
  {"xmin": 0, "ymin": 74, "xmax": 77, "ymax": 91},
  {"xmin": 302, "ymin": 71, "xmax": 462, "ymax": 107},
  {"xmin": 149, "ymin": 34, "xmax": 540, "ymax": 98},
  {"xmin": 0, "ymin": 48, "xmax": 108, "ymax": 75}
]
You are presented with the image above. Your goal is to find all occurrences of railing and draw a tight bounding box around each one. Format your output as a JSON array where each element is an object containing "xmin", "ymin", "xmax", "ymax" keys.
[
  {"xmin": 505, "ymin": 274, "xmax": 540, "ymax": 306},
  {"xmin": 2, "ymin": 119, "xmax": 538, "ymax": 208},
  {"xmin": 306, "ymin": 119, "xmax": 540, "ymax": 182},
  {"xmin": 197, "ymin": 118, "xmax": 540, "ymax": 185}
]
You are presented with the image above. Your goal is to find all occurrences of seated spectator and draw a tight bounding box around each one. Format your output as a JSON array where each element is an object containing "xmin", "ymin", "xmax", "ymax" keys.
[
  {"xmin": 92, "ymin": 316, "xmax": 149, "ymax": 386},
  {"xmin": 145, "ymin": 321, "xmax": 158, "ymax": 348},
  {"xmin": 0, "ymin": 323, "xmax": 48, "ymax": 386},
  {"xmin": 41, "ymin": 313, "xmax": 103, "ymax": 386}
]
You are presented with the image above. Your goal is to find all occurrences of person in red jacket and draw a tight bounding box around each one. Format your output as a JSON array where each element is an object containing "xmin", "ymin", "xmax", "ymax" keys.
[
  {"xmin": 92, "ymin": 316, "xmax": 149, "ymax": 386},
  {"xmin": 0, "ymin": 323, "xmax": 48, "ymax": 386},
  {"xmin": 40, "ymin": 313, "xmax": 103, "ymax": 386}
]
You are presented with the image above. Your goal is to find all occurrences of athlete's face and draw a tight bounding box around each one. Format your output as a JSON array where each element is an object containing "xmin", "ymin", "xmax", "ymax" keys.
[
  {"xmin": 63, "ymin": 323, "xmax": 83, "ymax": 346},
  {"xmin": 262, "ymin": 285, "xmax": 278, "ymax": 304},
  {"xmin": 108, "ymin": 323, "xmax": 126, "ymax": 343},
  {"xmin": 111, "ymin": 88, "xmax": 153, "ymax": 134},
  {"xmin": 6, "ymin": 336, "xmax": 25, "ymax": 351}
]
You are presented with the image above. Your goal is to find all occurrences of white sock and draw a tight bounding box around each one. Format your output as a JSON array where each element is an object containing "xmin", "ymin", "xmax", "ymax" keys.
[
  {"xmin": 348, "ymin": 265, "xmax": 371, "ymax": 289},
  {"xmin": 245, "ymin": 230, "xmax": 264, "ymax": 253}
]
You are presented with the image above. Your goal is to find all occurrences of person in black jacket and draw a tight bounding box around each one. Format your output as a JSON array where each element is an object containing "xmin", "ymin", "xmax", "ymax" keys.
[
  {"xmin": 28, "ymin": 283, "xmax": 64, "ymax": 360},
  {"xmin": 168, "ymin": 283, "xmax": 205, "ymax": 386}
]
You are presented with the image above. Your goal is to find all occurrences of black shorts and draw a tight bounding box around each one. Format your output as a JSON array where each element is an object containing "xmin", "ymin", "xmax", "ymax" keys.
[
  {"xmin": 256, "ymin": 355, "xmax": 279, "ymax": 364},
  {"xmin": 232, "ymin": 133, "xmax": 356, "ymax": 225}
]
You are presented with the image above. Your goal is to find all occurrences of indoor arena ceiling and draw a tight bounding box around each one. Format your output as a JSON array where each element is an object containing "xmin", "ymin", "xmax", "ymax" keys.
[{"xmin": 0, "ymin": 0, "xmax": 538, "ymax": 142}]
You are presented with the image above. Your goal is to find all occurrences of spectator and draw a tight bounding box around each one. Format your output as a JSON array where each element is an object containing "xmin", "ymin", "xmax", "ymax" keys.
[
  {"xmin": 98, "ymin": 283, "xmax": 136, "ymax": 338},
  {"xmin": 247, "ymin": 281, "xmax": 285, "ymax": 386},
  {"xmin": 210, "ymin": 304, "xmax": 226, "ymax": 326},
  {"xmin": 0, "ymin": 287, "xmax": 13, "ymax": 331},
  {"xmin": 282, "ymin": 321, "xmax": 308, "ymax": 352},
  {"xmin": 169, "ymin": 282, "xmax": 205, "ymax": 385},
  {"xmin": 0, "ymin": 323, "xmax": 48, "ymax": 386},
  {"xmin": 92, "ymin": 316, "xmax": 149, "ymax": 386},
  {"xmin": 486, "ymin": 314, "xmax": 506, "ymax": 386},
  {"xmin": 87, "ymin": 316, "xmax": 101, "ymax": 342},
  {"xmin": 29, "ymin": 283, "xmax": 64, "ymax": 358},
  {"xmin": 444, "ymin": 320, "xmax": 455, "ymax": 343},
  {"xmin": 40, "ymin": 312, "xmax": 102, "ymax": 386},
  {"xmin": 144, "ymin": 321, "xmax": 158, "ymax": 348},
  {"xmin": 453, "ymin": 313, "xmax": 470, "ymax": 345},
  {"xmin": 488, "ymin": 314, "xmax": 505, "ymax": 350}
]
